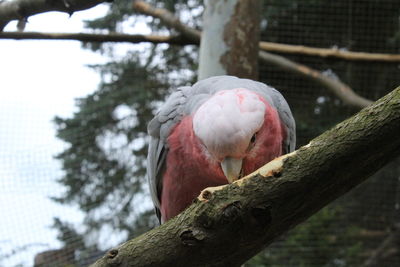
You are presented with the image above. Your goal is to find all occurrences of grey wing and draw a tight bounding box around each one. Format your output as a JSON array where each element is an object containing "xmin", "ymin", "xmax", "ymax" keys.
[
  {"xmin": 146, "ymin": 136, "xmax": 166, "ymax": 221},
  {"xmin": 146, "ymin": 86, "xmax": 200, "ymax": 222},
  {"xmin": 268, "ymin": 88, "xmax": 296, "ymax": 153}
]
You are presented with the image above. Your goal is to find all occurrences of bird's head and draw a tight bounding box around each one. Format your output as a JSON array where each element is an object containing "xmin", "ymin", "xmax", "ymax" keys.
[{"xmin": 193, "ymin": 89, "xmax": 266, "ymax": 183}]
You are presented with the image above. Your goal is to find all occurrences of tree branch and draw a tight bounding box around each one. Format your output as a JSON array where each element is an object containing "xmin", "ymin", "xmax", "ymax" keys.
[
  {"xmin": 1, "ymin": 1, "xmax": 399, "ymax": 61},
  {"xmin": 2, "ymin": 31, "xmax": 399, "ymax": 63},
  {"xmin": 0, "ymin": 1, "xmax": 373, "ymax": 109},
  {"xmin": 363, "ymin": 223, "xmax": 400, "ymax": 267},
  {"xmin": 132, "ymin": 0, "xmax": 200, "ymax": 43},
  {"xmin": 0, "ymin": 31, "xmax": 197, "ymax": 45},
  {"xmin": 133, "ymin": 1, "xmax": 400, "ymax": 63},
  {"xmin": 259, "ymin": 41, "xmax": 400, "ymax": 62},
  {"xmin": 259, "ymin": 51, "xmax": 373, "ymax": 109},
  {"xmin": 90, "ymin": 87, "xmax": 400, "ymax": 267},
  {"xmin": 0, "ymin": 0, "xmax": 109, "ymax": 31},
  {"xmin": 132, "ymin": 0, "xmax": 373, "ymax": 109}
]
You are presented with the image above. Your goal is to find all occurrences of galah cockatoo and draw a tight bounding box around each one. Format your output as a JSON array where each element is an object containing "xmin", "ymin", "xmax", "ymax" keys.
[{"xmin": 147, "ymin": 76, "xmax": 296, "ymax": 223}]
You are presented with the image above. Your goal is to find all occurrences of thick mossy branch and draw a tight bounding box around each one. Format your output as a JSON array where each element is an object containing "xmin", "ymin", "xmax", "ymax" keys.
[{"xmin": 91, "ymin": 86, "xmax": 400, "ymax": 267}]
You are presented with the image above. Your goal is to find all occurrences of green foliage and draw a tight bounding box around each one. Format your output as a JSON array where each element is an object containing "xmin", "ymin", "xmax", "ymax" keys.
[
  {"xmin": 54, "ymin": 1, "xmax": 201, "ymax": 252},
  {"xmin": 53, "ymin": 218, "xmax": 84, "ymax": 250},
  {"xmin": 54, "ymin": 52, "xmax": 174, "ymax": 237}
]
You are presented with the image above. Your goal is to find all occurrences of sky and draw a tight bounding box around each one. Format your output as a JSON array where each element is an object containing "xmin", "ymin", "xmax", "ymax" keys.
[{"xmin": 0, "ymin": 4, "xmax": 111, "ymax": 266}]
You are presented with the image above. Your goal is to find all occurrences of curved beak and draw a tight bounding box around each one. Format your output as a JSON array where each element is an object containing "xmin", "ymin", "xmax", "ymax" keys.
[{"xmin": 221, "ymin": 157, "xmax": 243, "ymax": 183}]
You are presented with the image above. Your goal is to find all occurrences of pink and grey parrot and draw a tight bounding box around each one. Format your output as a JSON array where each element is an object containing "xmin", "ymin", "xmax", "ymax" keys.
[{"xmin": 147, "ymin": 76, "xmax": 296, "ymax": 223}]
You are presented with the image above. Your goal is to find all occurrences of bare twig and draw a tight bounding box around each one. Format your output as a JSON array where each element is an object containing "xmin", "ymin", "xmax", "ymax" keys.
[
  {"xmin": 0, "ymin": 0, "xmax": 109, "ymax": 31},
  {"xmin": 132, "ymin": 0, "xmax": 200, "ymax": 43},
  {"xmin": 259, "ymin": 51, "xmax": 373, "ymax": 109},
  {"xmin": 358, "ymin": 229, "xmax": 387, "ymax": 239},
  {"xmin": 259, "ymin": 41, "xmax": 400, "ymax": 62},
  {"xmin": 0, "ymin": 31, "xmax": 196, "ymax": 45}
]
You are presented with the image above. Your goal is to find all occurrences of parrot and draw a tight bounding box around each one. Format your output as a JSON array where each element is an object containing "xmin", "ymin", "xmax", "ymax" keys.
[{"xmin": 147, "ymin": 75, "xmax": 296, "ymax": 223}]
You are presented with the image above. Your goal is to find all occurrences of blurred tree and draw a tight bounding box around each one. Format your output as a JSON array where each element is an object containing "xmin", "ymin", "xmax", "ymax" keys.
[{"xmin": 53, "ymin": 0, "xmax": 201, "ymax": 260}]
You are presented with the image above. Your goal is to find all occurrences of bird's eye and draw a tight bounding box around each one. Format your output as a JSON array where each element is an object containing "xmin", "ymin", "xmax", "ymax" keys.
[{"xmin": 250, "ymin": 133, "xmax": 256, "ymax": 143}]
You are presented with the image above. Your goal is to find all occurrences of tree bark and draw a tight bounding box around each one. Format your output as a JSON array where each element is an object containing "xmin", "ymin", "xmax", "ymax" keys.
[
  {"xmin": 90, "ymin": 86, "xmax": 400, "ymax": 267},
  {"xmin": 198, "ymin": 0, "xmax": 261, "ymax": 80},
  {"xmin": 0, "ymin": 0, "xmax": 108, "ymax": 31}
]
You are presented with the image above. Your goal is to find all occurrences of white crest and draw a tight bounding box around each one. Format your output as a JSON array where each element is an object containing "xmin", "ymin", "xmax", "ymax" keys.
[{"xmin": 193, "ymin": 89, "xmax": 266, "ymax": 160}]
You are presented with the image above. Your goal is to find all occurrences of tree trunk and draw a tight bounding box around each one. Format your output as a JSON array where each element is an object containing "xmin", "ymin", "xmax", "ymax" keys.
[
  {"xmin": 90, "ymin": 87, "xmax": 400, "ymax": 267},
  {"xmin": 198, "ymin": 0, "xmax": 261, "ymax": 80}
]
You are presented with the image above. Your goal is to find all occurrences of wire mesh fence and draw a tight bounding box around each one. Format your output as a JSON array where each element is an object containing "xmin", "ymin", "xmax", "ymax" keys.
[
  {"xmin": 254, "ymin": 1, "xmax": 400, "ymax": 266},
  {"xmin": 1, "ymin": 0, "xmax": 400, "ymax": 266}
]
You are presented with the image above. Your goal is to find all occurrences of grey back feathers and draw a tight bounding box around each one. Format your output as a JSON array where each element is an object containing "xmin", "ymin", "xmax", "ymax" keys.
[{"xmin": 147, "ymin": 76, "xmax": 296, "ymax": 222}]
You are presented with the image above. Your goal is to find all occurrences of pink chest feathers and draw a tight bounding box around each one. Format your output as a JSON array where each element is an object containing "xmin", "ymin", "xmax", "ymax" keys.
[{"xmin": 160, "ymin": 100, "xmax": 285, "ymax": 222}]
